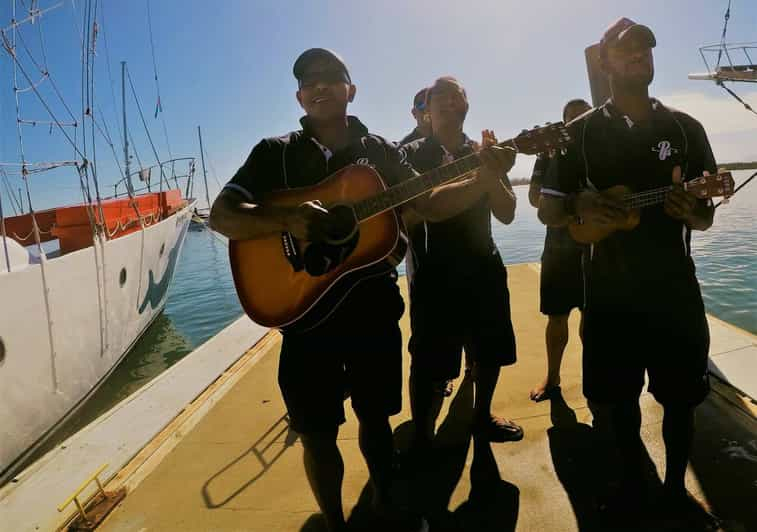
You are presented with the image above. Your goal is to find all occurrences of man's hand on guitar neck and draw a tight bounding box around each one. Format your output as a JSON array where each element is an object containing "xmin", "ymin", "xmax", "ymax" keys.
[
  {"xmin": 664, "ymin": 166, "xmax": 714, "ymax": 231},
  {"xmin": 478, "ymin": 129, "xmax": 517, "ymax": 224},
  {"xmin": 478, "ymin": 129, "xmax": 516, "ymax": 184}
]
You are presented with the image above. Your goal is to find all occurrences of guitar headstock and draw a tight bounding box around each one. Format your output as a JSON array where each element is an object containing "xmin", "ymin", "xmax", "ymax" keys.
[
  {"xmin": 685, "ymin": 171, "xmax": 735, "ymax": 199},
  {"xmin": 511, "ymin": 122, "xmax": 572, "ymax": 156}
]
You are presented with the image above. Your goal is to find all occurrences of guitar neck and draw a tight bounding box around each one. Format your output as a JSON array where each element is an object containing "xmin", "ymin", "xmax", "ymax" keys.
[
  {"xmin": 623, "ymin": 185, "xmax": 675, "ymax": 209},
  {"xmin": 352, "ymin": 139, "xmax": 516, "ymax": 222}
]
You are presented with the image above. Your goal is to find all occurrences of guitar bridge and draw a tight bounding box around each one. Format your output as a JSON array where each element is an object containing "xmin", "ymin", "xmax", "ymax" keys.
[{"xmin": 281, "ymin": 232, "xmax": 304, "ymax": 272}]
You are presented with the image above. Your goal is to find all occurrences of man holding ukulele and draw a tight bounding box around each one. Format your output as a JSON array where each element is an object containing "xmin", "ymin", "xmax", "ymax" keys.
[{"xmin": 538, "ymin": 19, "xmax": 720, "ymax": 528}]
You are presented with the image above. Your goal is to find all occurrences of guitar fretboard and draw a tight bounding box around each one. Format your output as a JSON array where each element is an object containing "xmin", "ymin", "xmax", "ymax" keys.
[
  {"xmin": 352, "ymin": 148, "xmax": 488, "ymax": 221},
  {"xmin": 623, "ymin": 186, "xmax": 674, "ymax": 209}
]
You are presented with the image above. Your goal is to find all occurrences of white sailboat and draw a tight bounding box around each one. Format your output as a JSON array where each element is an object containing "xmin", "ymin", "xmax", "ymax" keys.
[{"xmin": 0, "ymin": 1, "xmax": 196, "ymax": 484}]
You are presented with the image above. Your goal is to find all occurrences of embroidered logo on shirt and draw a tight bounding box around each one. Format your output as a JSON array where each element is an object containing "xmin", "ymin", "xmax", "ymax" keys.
[{"xmin": 652, "ymin": 140, "xmax": 678, "ymax": 161}]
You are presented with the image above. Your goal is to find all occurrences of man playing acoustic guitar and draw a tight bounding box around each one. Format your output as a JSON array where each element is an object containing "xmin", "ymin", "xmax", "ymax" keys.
[
  {"xmin": 210, "ymin": 49, "xmax": 513, "ymax": 532},
  {"xmin": 402, "ymin": 77, "xmax": 522, "ymax": 460},
  {"xmin": 538, "ymin": 19, "xmax": 719, "ymax": 528}
]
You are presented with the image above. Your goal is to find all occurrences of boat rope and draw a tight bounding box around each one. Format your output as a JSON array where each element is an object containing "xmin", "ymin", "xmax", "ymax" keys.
[
  {"xmin": 98, "ymin": 0, "xmax": 124, "ymax": 149},
  {"xmin": 716, "ymin": 0, "xmax": 732, "ymax": 69},
  {"xmin": 15, "ymin": 27, "xmax": 78, "ymax": 126},
  {"xmin": 146, "ymin": 0, "xmax": 172, "ymax": 160},
  {"xmin": 1, "ymin": 29, "xmax": 88, "ymax": 161},
  {"xmin": 126, "ymin": 65, "xmax": 168, "ymax": 191},
  {"xmin": 0, "ymin": 168, "xmax": 21, "ymax": 214},
  {"xmin": 716, "ymin": 80, "xmax": 757, "ymax": 117},
  {"xmin": 715, "ymin": 169, "xmax": 757, "ymax": 208}
]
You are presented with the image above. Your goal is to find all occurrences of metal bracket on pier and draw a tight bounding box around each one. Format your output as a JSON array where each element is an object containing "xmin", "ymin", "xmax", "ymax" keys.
[{"xmin": 57, "ymin": 463, "xmax": 126, "ymax": 531}]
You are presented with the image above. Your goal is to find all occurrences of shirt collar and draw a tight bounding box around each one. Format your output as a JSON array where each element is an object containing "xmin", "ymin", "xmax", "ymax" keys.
[
  {"xmin": 426, "ymin": 132, "xmax": 475, "ymax": 159},
  {"xmin": 299, "ymin": 115, "xmax": 369, "ymax": 143},
  {"xmin": 601, "ymin": 97, "xmax": 664, "ymax": 129}
]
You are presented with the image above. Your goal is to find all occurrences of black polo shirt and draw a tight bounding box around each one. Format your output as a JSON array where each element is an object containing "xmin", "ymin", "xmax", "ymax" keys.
[
  {"xmin": 226, "ymin": 115, "xmax": 416, "ymax": 332},
  {"xmin": 544, "ymin": 98, "xmax": 716, "ymax": 309},
  {"xmin": 402, "ymin": 134, "xmax": 500, "ymax": 277},
  {"xmin": 531, "ymin": 154, "xmax": 581, "ymax": 251},
  {"xmin": 399, "ymin": 127, "xmax": 426, "ymax": 146}
]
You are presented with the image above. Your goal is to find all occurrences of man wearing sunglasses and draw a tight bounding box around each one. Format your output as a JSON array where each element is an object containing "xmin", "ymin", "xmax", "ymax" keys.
[
  {"xmin": 399, "ymin": 88, "xmax": 432, "ymax": 146},
  {"xmin": 538, "ymin": 19, "xmax": 718, "ymax": 529},
  {"xmin": 211, "ymin": 49, "xmax": 513, "ymax": 532}
]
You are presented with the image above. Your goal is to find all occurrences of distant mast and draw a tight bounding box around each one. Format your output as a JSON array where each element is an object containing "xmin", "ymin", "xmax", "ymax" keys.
[
  {"xmin": 121, "ymin": 61, "xmax": 132, "ymax": 193},
  {"xmin": 197, "ymin": 126, "xmax": 211, "ymax": 211}
]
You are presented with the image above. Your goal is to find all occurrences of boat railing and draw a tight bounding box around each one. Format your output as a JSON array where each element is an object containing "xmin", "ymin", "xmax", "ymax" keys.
[
  {"xmin": 109, "ymin": 157, "xmax": 197, "ymax": 201},
  {"xmin": 690, "ymin": 42, "xmax": 757, "ymax": 82}
]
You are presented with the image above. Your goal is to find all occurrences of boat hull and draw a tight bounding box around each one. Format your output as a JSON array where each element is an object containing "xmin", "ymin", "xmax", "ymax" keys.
[{"xmin": 0, "ymin": 201, "xmax": 194, "ymax": 483}]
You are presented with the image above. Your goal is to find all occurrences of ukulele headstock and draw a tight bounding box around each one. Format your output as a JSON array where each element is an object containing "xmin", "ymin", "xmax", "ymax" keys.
[{"xmin": 686, "ymin": 171, "xmax": 735, "ymax": 199}]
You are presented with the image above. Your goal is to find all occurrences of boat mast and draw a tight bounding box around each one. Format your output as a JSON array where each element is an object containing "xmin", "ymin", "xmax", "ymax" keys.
[
  {"xmin": 197, "ymin": 126, "xmax": 211, "ymax": 211},
  {"xmin": 121, "ymin": 61, "xmax": 133, "ymax": 193}
]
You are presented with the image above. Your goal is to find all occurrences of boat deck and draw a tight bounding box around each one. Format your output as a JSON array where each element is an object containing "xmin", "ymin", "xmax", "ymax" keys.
[{"xmin": 96, "ymin": 264, "xmax": 757, "ymax": 531}]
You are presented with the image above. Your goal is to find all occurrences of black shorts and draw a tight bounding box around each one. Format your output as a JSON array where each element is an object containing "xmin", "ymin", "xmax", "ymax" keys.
[
  {"xmin": 409, "ymin": 258, "xmax": 517, "ymax": 382},
  {"xmin": 582, "ymin": 307, "xmax": 710, "ymax": 407},
  {"xmin": 277, "ymin": 276, "xmax": 405, "ymax": 434},
  {"xmin": 540, "ymin": 244, "xmax": 585, "ymax": 316}
]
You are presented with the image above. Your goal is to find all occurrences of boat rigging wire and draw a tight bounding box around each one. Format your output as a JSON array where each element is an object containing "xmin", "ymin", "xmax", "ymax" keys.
[
  {"xmin": 716, "ymin": 0, "xmax": 732, "ymax": 68},
  {"xmin": 715, "ymin": 169, "xmax": 757, "ymax": 208},
  {"xmin": 146, "ymin": 0, "xmax": 172, "ymax": 161},
  {"xmin": 710, "ymin": 1, "xmax": 757, "ymax": 118},
  {"xmin": 126, "ymin": 65, "xmax": 167, "ymax": 189}
]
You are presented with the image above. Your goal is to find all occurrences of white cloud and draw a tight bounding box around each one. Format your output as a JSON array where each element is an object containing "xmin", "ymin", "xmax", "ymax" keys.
[
  {"xmin": 660, "ymin": 90, "xmax": 757, "ymax": 163},
  {"xmin": 660, "ymin": 90, "xmax": 757, "ymax": 136}
]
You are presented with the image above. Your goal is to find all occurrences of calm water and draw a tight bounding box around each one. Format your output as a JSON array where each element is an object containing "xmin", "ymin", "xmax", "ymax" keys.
[{"xmin": 47, "ymin": 172, "xmax": 757, "ymax": 449}]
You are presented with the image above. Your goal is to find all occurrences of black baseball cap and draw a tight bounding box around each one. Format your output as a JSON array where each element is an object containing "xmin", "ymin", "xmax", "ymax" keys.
[
  {"xmin": 293, "ymin": 48, "xmax": 351, "ymax": 84},
  {"xmin": 413, "ymin": 88, "xmax": 430, "ymax": 110},
  {"xmin": 600, "ymin": 17, "xmax": 656, "ymax": 60}
]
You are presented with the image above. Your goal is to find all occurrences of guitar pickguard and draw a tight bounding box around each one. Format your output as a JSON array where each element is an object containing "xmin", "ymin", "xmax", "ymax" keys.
[{"xmin": 302, "ymin": 231, "xmax": 360, "ymax": 276}]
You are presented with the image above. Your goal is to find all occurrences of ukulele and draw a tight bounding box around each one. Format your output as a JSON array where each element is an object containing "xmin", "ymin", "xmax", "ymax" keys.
[{"xmin": 568, "ymin": 172, "xmax": 735, "ymax": 244}]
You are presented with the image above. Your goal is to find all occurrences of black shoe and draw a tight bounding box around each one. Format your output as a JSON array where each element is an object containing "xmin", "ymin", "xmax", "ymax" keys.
[{"xmin": 654, "ymin": 489, "xmax": 722, "ymax": 531}]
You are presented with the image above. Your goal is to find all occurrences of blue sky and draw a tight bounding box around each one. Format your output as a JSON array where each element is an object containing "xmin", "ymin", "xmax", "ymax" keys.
[{"xmin": 1, "ymin": 0, "xmax": 756, "ymax": 212}]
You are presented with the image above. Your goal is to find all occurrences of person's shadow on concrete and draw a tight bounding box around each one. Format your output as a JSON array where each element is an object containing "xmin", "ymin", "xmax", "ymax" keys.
[
  {"xmin": 546, "ymin": 389, "xmax": 603, "ymax": 531},
  {"xmin": 548, "ymin": 391, "xmax": 666, "ymax": 532},
  {"xmin": 452, "ymin": 436, "xmax": 520, "ymax": 532}
]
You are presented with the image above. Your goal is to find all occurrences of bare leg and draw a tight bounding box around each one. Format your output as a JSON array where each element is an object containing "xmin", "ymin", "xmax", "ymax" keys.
[
  {"xmin": 301, "ymin": 429, "xmax": 347, "ymax": 532},
  {"xmin": 530, "ymin": 313, "xmax": 570, "ymax": 401},
  {"xmin": 356, "ymin": 414, "xmax": 395, "ymax": 505},
  {"xmin": 661, "ymin": 405, "xmax": 694, "ymax": 496},
  {"xmin": 409, "ymin": 366, "xmax": 445, "ymax": 451},
  {"xmin": 472, "ymin": 364, "xmax": 523, "ymax": 442},
  {"xmin": 660, "ymin": 405, "xmax": 719, "ymax": 525},
  {"xmin": 474, "ymin": 362, "xmax": 500, "ymax": 422},
  {"xmin": 610, "ymin": 401, "xmax": 645, "ymax": 490}
]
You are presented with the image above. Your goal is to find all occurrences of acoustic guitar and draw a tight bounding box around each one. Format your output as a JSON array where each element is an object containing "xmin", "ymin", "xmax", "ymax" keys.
[
  {"xmin": 568, "ymin": 172, "xmax": 735, "ymax": 244},
  {"xmin": 230, "ymin": 123, "xmax": 571, "ymax": 331}
]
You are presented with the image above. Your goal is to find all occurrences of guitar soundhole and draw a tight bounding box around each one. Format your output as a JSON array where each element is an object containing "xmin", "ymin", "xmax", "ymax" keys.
[
  {"xmin": 303, "ymin": 204, "xmax": 360, "ymax": 277},
  {"xmin": 323, "ymin": 204, "xmax": 358, "ymax": 245}
]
